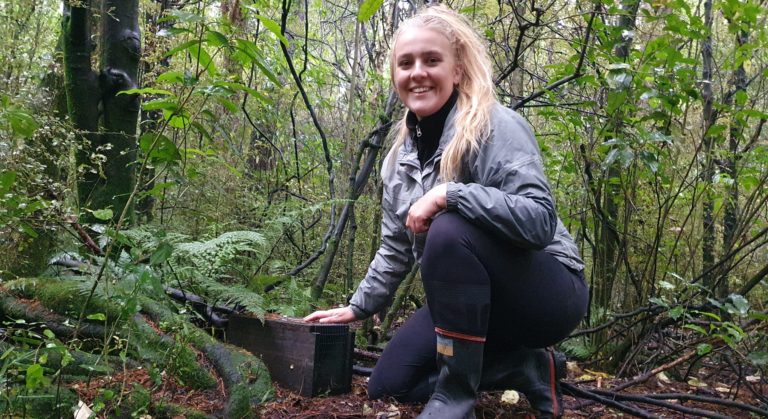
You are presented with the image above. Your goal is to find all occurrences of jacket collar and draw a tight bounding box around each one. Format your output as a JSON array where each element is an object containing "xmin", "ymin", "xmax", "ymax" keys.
[{"xmin": 399, "ymin": 100, "xmax": 459, "ymax": 168}]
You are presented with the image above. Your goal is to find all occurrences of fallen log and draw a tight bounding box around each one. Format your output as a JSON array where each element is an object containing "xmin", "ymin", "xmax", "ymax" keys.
[{"xmin": 140, "ymin": 298, "xmax": 272, "ymax": 418}]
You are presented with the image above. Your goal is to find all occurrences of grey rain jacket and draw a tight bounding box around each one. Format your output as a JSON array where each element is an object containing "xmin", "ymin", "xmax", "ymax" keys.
[{"xmin": 348, "ymin": 103, "xmax": 584, "ymax": 319}]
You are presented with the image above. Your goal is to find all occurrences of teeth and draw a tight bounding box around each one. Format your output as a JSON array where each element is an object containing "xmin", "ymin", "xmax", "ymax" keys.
[{"xmin": 411, "ymin": 87, "xmax": 431, "ymax": 93}]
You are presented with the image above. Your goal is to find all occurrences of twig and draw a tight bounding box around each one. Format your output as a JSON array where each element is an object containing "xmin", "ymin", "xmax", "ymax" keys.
[
  {"xmin": 512, "ymin": 4, "xmax": 597, "ymax": 110},
  {"xmin": 572, "ymin": 349, "xmax": 699, "ymax": 411},
  {"xmin": 561, "ymin": 382, "xmax": 657, "ymax": 418},
  {"xmin": 70, "ymin": 220, "xmax": 104, "ymax": 256},
  {"xmin": 613, "ymin": 349, "xmax": 698, "ymax": 392},
  {"xmin": 590, "ymin": 388, "xmax": 731, "ymax": 419},
  {"xmin": 645, "ymin": 393, "xmax": 768, "ymax": 417}
]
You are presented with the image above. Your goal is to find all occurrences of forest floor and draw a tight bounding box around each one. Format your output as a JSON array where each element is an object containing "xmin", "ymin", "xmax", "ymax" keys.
[
  {"xmin": 72, "ymin": 359, "xmax": 764, "ymax": 418},
  {"xmin": 256, "ymin": 372, "xmax": 763, "ymax": 418},
  {"xmin": 63, "ymin": 313, "xmax": 765, "ymax": 418}
]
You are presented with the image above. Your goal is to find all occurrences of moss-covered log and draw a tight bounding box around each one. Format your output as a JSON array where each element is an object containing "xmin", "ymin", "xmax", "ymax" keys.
[
  {"xmin": 3, "ymin": 278, "xmax": 217, "ymax": 390},
  {"xmin": 131, "ymin": 313, "xmax": 218, "ymax": 389},
  {"xmin": 140, "ymin": 299, "xmax": 273, "ymax": 418},
  {"xmin": 0, "ymin": 293, "xmax": 106, "ymax": 341},
  {"xmin": 4, "ymin": 278, "xmax": 123, "ymax": 322}
]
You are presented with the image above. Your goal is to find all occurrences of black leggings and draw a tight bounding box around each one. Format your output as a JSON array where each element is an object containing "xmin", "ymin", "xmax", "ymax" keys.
[{"xmin": 368, "ymin": 212, "xmax": 588, "ymax": 401}]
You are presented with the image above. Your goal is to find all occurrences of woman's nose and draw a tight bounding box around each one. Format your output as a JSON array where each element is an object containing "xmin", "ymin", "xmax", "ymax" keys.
[{"xmin": 411, "ymin": 61, "xmax": 427, "ymax": 79}]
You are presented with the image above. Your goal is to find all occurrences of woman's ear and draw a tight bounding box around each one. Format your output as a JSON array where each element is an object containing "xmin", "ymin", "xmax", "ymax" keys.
[{"xmin": 453, "ymin": 65, "xmax": 462, "ymax": 85}]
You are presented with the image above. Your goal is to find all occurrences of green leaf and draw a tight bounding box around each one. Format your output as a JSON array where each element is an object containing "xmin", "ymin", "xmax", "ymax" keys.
[
  {"xmin": 7, "ymin": 107, "xmax": 39, "ymax": 137},
  {"xmin": 606, "ymin": 90, "xmax": 628, "ymax": 113},
  {"xmin": 140, "ymin": 133, "xmax": 182, "ymax": 163},
  {"xmin": 157, "ymin": 71, "xmax": 185, "ymax": 84},
  {"xmin": 142, "ymin": 99, "xmax": 179, "ymax": 112},
  {"xmin": 696, "ymin": 343, "xmax": 712, "ymax": 356},
  {"xmin": 216, "ymin": 81, "xmax": 272, "ymax": 104},
  {"xmin": 705, "ymin": 123, "xmax": 727, "ymax": 137},
  {"xmin": 43, "ymin": 329, "xmax": 55, "ymax": 340},
  {"xmin": 164, "ymin": 39, "xmax": 202, "ymax": 58},
  {"xmin": 234, "ymin": 39, "xmax": 281, "ymax": 86},
  {"xmin": 357, "ymin": 0, "xmax": 384, "ymax": 22},
  {"xmin": 734, "ymin": 90, "xmax": 748, "ymax": 107},
  {"xmin": 150, "ymin": 242, "xmax": 174, "ymax": 265},
  {"xmin": 684, "ymin": 324, "xmax": 708, "ymax": 335},
  {"xmin": 205, "ymin": 30, "xmax": 229, "ymax": 47},
  {"xmin": 748, "ymin": 351, "xmax": 768, "ymax": 366},
  {"xmin": 118, "ymin": 87, "xmax": 174, "ymax": 96},
  {"xmin": 669, "ymin": 306, "xmax": 685, "ymax": 320},
  {"xmin": 189, "ymin": 44, "xmax": 217, "ymax": 76},
  {"xmin": 91, "ymin": 208, "xmax": 114, "ymax": 221},
  {"xmin": 0, "ymin": 170, "xmax": 17, "ymax": 193},
  {"xmin": 728, "ymin": 294, "xmax": 749, "ymax": 316},
  {"xmin": 252, "ymin": 13, "xmax": 289, "ymax": 46},
  {"xmin": 164, "ymin": 109, "xmax": 191, "ymax": 129},
  {"xmin": 25, "ymin": 364, "xmax": 44, "ymax": 390},
  {"xmin": 87, "ymin": 313, "xmax": 107, "ymax": 321}
]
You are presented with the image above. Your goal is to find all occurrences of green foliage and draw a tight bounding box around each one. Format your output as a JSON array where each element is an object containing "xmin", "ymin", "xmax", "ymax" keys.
[
  {"xmin": 357, "ymin": 0, "xmax": 384, "ymax": 22},
  {"xmin": 0, "ymin": 327, "xmax": 81, "ymax": 417},
  {"xmin": 172, "ymin": 230, "xmax": 268, "ymax": 278}
]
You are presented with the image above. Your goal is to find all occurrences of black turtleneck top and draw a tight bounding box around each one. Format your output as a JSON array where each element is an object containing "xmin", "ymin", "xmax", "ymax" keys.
[{"xmin": 405, "ymin": 90, "xmax": 459, "ymax": 168}]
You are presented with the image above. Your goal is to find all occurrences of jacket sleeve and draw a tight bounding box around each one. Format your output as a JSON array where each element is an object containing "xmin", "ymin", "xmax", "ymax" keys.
[
  {"xmin": 445, "ymin": 108, "xmax": 557, "ymax": 249},
  {"xmin": 348, "ymin": 163, "xmax": 415, "ymax": 319}
]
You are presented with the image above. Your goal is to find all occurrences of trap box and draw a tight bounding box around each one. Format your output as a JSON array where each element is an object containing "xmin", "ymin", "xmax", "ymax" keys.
[{"xmin": 227, "ymin": 313, "xmax": 354, "ymax": 397}]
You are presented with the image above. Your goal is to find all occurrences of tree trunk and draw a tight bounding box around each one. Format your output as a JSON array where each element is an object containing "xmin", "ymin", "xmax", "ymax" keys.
[
  {"xmin": 593, "ymin": 0, "xmax": 640, "ymax": 309},
  {"xmin": 700, "ymin": 0, "xmax": 717, "ymax": 293},
  {"xmin": 719, "ymin": 27, "xmax": 748, "ymax": 298},
  {"xmin": 62, "ymin": 0, "xmax": 139, "ymax": 223}
]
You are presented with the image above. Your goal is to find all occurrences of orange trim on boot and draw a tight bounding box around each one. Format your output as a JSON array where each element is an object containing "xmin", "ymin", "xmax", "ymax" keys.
[
  {"xmin": 548, "ymin": 351, "xmax": 559, "ymax": 416},
  {"xmin": 434, "ymin": 327, "xmax": 486, "ymax": 343}
]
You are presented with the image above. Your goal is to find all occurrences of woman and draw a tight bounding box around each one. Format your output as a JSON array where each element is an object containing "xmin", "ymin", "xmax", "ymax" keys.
[{"xmin": 304, "ymin": 5, "xmax": 588, "ymax": 418}]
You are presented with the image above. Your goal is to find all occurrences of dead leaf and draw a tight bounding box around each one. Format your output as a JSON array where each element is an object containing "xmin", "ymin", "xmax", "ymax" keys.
[
  {"xmin": 501, "ymin": 390, "xmax": 520, "ymax": 405},
  {"xmin": 687, "ymin": 377, "xmax": 708, "ymax": 388}
]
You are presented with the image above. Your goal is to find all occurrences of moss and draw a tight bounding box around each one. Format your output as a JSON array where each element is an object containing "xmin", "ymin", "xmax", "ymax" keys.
[
  {"xmin": 139, "ymin": 298, "xmax": 273, "ymax": 416},
  {"xmin": 111, "ymin": 384, "xmax": 151, "ymax": 418},
  {"xmin": 4, "ymin": 277, "xmax": 123, "ymax": 322},
  {"xmin": 131, "ymin": 315, "xmax": 218, "ymax": 390},
  {"xmin": 152, "ymin": 402, "xmax": 213, "ymax": 419}
]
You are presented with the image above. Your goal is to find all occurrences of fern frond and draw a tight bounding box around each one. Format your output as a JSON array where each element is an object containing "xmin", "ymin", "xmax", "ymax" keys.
[
  {"xmin": 196, "ymin": 278, "xmax": 265, "ymax": 320},
  {"xmin": 171, "ymin": 231, "xmax": 268, "ymax": 279}
]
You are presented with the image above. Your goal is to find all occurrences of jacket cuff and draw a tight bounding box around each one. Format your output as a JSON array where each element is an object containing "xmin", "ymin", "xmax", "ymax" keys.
[
  {"xmin": 446, "ymin": 182, "xmax": 462, "ymax": 210},
  {"xmin": 349, "ymin": 303, "xmax": 368, "ymax": 320}
]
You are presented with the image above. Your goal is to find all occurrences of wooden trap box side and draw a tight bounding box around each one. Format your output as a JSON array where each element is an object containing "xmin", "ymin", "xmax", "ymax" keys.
[{"xmin": 227, "ymin": 314, "xmax": 354, "ymax": 397}]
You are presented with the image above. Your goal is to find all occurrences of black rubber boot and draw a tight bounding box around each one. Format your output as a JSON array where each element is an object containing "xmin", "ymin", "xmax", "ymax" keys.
[
  {"xmin": 417, "ymin": 334, "xmax": 484, "ymax": 419},
  {"xmin": 480, "ymin": 348, "xmax": 566, "ymax": 418}
]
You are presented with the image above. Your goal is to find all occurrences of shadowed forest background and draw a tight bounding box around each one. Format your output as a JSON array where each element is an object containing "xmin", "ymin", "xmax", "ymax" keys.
[{"xmin": 1, "ymin": 0, "xmax": 767, "ymax": 417}]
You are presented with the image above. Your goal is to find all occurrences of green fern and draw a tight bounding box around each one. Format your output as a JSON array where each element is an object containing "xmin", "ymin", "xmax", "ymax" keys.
[
  {"xmin": 194, "ymin": 278, "xmax": 265, "ymax": 320},
  {"xmin": 171, "ymin": 231, "xmax": 267, "ymax": 279}
]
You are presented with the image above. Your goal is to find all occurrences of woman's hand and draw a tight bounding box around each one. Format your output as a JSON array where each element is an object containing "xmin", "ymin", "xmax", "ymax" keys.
[
  {"xmin": 406, "ymin": 183, "xmax": 447, "ymax": 234},
  {"xmin": 303, "ymin": 306, "xmax": 357, "ymax": 324}
]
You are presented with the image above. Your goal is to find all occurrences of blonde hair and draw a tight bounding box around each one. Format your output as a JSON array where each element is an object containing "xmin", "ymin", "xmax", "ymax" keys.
[{"xmin": 389, "ymin": 4, "xmax": 496, "ymax": 181}]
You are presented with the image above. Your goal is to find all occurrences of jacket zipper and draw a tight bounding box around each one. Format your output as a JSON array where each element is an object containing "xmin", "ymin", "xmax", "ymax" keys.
[{"xmin": 416, "ymin": 125, "xmax": 422, "ymax": 137}]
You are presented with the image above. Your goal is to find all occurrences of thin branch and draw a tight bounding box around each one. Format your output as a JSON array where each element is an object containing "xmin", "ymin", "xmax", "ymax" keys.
[
  {"xmin": 561, "ymin": 382, "xmax": 657, "ymax": 418},
  {"xmin": 512, "ymin": 5, "xmax": 597, "ymax": 110}
]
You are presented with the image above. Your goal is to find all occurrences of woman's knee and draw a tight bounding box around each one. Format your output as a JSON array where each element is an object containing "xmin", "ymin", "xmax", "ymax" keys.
[{"xmin": 422, "ymin": 213, "xmax": 476, "ymax": 268}]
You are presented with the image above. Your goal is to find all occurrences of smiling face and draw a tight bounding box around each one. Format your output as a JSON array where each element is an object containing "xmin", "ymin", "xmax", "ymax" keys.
[{"xmin": 393, "ymin": 27, "xmax": 461, "ymax": 120}]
